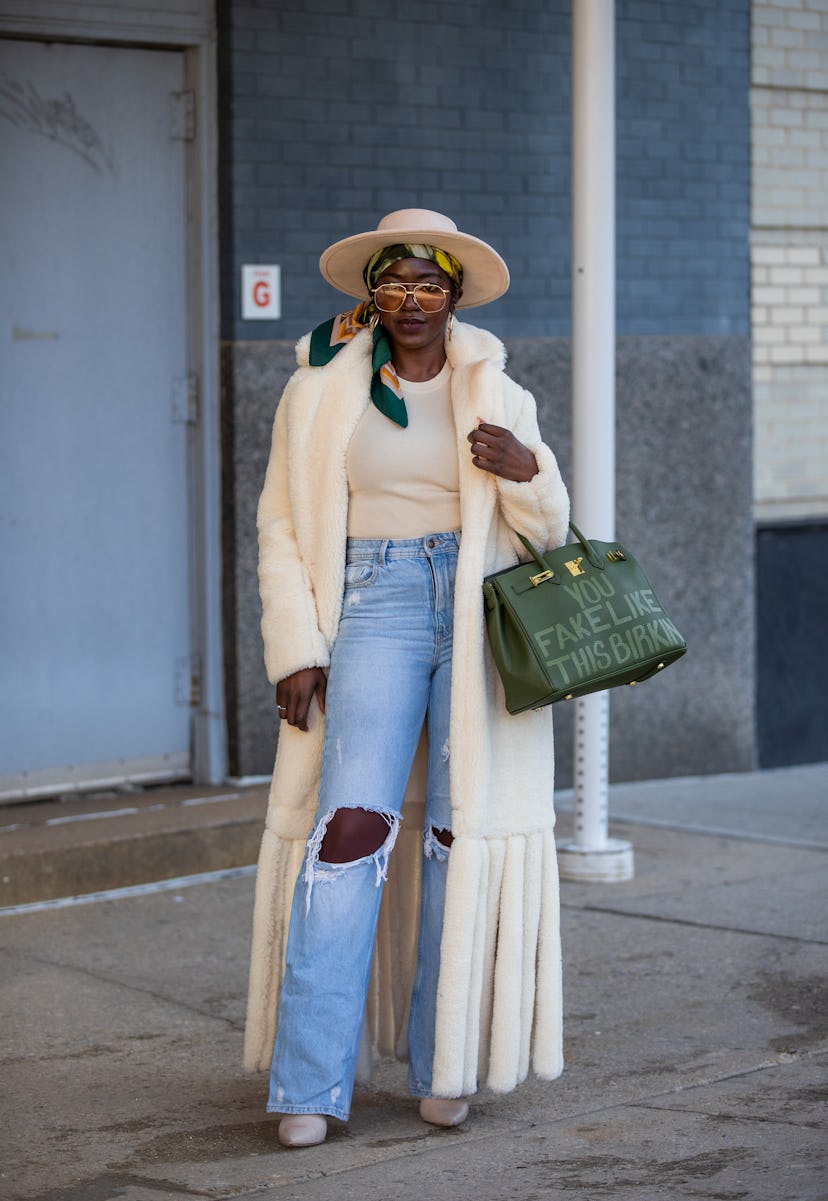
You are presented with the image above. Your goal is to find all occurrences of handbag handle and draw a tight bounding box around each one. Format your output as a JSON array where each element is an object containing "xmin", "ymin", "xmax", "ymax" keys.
[{"xmin": 517, "ymin": 522, "xmax": 605, "ymax": 573}]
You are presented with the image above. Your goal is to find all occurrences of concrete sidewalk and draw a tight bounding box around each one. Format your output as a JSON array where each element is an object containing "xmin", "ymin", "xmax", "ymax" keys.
[{"xmin": 1, "ymin": 764, "xmax": 826, "ymax": 1201}]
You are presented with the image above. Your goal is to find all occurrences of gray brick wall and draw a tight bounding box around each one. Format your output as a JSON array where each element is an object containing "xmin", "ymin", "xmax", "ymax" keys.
[{"xmin": 218, "ymin": 0, "xmax": 750, "ymax": 343}]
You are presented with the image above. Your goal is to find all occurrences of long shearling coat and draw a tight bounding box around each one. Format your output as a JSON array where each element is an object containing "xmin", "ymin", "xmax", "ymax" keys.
[{"xmin": 244, "ymin": 319, "xmax": 570, "ymax": 1097}]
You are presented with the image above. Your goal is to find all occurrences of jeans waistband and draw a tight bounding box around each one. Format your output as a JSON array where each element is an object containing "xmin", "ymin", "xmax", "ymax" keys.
[{"xmin": 346, "ymin": 531, "xmax": 460, "ymax": 564}]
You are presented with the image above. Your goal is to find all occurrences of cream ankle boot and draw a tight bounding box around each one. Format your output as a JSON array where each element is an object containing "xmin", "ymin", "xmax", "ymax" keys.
[
  {"xmin": 419, "ymin": 1097, "xmax": 469, "ymax": 1127},
  {"xmin": 278, "ymin": 1114, "xmax": 328, "ymax": 1147}
]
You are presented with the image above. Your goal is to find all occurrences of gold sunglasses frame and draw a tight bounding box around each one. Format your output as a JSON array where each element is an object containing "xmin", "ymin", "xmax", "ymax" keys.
[{"xmin": 370, "ymin": 283, "xmax": 452, "ymax": 313}]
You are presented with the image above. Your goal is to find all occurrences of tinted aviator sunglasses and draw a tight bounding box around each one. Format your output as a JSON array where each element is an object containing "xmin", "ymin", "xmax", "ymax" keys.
[{"xmin": 370, "ymin": 283, "xmax": 451, "ymax": 313}]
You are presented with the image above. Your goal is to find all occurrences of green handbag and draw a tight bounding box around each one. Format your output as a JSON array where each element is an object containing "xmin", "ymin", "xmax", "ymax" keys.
[{"xmin": 482, "ymin": 523, "xmax": 687, "ymax": 715}]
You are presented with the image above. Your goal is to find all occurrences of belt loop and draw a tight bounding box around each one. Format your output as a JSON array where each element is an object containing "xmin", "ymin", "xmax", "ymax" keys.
[{"xmin": 378, "ymin": 538, "xmax": 389, "ymax": 565}]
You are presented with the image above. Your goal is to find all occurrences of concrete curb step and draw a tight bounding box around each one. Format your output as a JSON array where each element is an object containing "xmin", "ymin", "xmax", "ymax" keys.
[
  {"xmin": 0, "ymin": 782, "xmax": 269, "ymax": 907},
  {"xmin": 5, "ymin": 762, "xmax": 826, "ymax": 909}
]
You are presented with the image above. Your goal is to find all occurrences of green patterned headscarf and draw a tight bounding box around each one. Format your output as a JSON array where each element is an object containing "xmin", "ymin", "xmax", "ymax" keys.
[
  {"xmin": 308, "ymin": 243, "xmax": 463, "ymax": 429},
  {"xmin": 363, "ymin": 243, "xmax": 463, "ymax": 294}
]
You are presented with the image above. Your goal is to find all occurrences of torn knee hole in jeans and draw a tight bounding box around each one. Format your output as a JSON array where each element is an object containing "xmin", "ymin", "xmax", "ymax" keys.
[
  {"xmin": 423, "ymin": 826, "xmax": 452, "ymax": 860},
  {"xmin": 303, "ymin": 808, "xmax": 401, "ymax": 911}
]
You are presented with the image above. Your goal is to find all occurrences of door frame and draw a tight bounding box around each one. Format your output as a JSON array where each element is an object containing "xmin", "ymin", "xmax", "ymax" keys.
[{"xmin": 0, "ymin": 3, "xmax": 227, "ymax": 787}]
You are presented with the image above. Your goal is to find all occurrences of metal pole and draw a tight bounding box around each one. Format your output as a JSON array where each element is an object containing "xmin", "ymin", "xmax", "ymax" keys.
[{"xmin": 557, "ymin": 0, "xmax": 633, "ymax": 882}]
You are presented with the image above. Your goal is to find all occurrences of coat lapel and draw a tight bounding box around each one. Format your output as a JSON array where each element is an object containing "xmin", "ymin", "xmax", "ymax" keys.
[{"xmin": 448, "ymin": 322, "xmax": 505, "ymax": 548}]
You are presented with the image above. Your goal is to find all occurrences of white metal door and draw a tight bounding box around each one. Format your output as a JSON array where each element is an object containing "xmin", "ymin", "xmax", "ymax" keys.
[{"xmin": 0, "ymin": 39, "xmax": 193, "ymax": 798}]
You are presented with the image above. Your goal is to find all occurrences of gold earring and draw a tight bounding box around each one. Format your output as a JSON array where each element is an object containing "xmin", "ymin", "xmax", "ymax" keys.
[
  {"xmin": 369, "ymin": 311, "xmax": 380, "ymax": 333},
  {"xmin": 448, "ymin": 310, "xmax": 455, "ymax": 341}
]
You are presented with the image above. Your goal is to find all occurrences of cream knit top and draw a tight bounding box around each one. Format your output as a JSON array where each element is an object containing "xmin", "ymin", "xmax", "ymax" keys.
[{"xmin": 346, "ymin": 362, "xmax": 461, "ymax": 537}]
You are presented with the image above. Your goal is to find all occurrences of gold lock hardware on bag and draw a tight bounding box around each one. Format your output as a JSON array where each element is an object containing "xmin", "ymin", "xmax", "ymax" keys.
[{"xmin": 529, "ymin": 568, "xmax": 555, "ymax": 587}]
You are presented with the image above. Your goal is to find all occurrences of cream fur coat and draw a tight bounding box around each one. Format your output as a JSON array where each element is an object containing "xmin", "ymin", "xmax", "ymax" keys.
[{"xmin": 244, "ymin": 319, "xmax": 570, "ymax": 1097}]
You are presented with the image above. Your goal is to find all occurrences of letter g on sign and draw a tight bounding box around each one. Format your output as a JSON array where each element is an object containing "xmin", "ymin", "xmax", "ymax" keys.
[{"xmin": 253, "ymin": 279, "xmax": 271, "ymax": 307}]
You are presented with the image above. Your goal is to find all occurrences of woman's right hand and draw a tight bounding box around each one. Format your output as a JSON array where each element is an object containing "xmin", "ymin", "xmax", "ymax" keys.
[{"xmin": 276, "ymin": 668, "xmax": 327, "ymax": 732}]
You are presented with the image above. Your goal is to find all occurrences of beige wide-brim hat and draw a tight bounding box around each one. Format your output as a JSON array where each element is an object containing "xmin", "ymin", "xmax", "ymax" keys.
[{"xmin": 319, "ymin": 208, "xmax": 510, "ymax": 309}]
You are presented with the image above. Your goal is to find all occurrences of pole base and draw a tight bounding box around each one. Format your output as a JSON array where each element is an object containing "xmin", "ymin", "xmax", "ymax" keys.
[{"xmin": 557, "ymin": 837, "xmax": 634, "ymax": 883}]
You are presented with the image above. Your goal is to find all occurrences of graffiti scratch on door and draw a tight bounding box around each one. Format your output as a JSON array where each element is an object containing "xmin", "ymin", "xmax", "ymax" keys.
[{"xmin": 0, "ymin": 74, "xmax": 115, "ymax": 175}]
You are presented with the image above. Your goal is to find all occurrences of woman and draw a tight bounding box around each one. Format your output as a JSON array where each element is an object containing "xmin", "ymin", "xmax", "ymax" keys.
[{"xmin": 244, "ymin": 209, "xmax": 570, "ymax": 1148}]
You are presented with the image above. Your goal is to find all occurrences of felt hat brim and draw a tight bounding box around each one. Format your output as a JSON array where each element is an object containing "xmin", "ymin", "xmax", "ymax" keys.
[{"xmin": 319, "ymin": 208, "xmax": 510, "ymax": 309}]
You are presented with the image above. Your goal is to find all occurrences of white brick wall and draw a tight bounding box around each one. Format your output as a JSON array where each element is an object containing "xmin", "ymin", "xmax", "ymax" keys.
[
  {"xmin": 751, "ymin": 89, "xmax": 828, "ymax": 227},
  {"xmin": 753, "ymin": 1, "xmax": 828, "ymax": 91},
  {"xmin": 753, "ymin": 243, "xmax": 828, "ymax": 365},
  {"xmin": 754, "ymin": 362, "xmax": 828, "ymax": 511},
  {"xmin": 751, "ymin": 0, "xmax": 828, "ymax": 518}
]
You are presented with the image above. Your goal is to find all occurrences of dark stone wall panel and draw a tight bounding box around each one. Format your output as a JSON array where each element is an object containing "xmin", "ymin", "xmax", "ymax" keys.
[
  {"xmin": 505, "ymin": 333, "xmax": 755, "ymax": 784},
  {"xmin": 222, "ymin": 333, "xmax": 755, "ymax": 784},
  {"xmin": 221, "ymin": 341, "xmax": 298, "ymax": 777}
]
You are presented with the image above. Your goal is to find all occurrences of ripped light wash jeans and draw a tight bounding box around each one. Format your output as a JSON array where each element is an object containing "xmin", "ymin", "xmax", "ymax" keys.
[{"xmin": 267, "ymin": 532, "xmax": 459, "ymax": 1122}]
